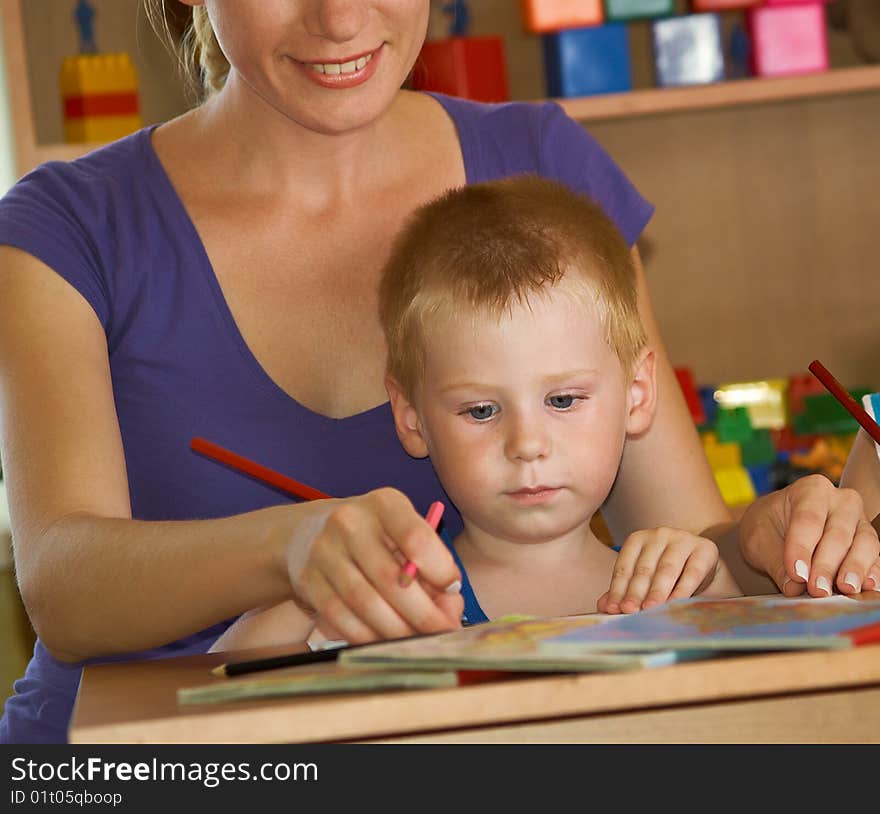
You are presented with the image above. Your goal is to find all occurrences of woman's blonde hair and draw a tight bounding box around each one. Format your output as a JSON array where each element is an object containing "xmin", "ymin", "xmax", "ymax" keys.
[
  {"xmin": 378, "ymin": 175, "xmax": 647, "ymax": 399},
  {"xmin": 142, "ymin": 0, "xmax": 229, "ymax": 99}
]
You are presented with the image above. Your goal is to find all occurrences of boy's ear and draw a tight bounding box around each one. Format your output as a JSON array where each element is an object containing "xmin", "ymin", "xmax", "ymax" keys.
[
  {"xmin": 385, "ymin": 375, "xmax": 430, "ymax": 459},
  {"xmin": 625, "ymin": 347, "xmax": 657, "ymax": 437}
]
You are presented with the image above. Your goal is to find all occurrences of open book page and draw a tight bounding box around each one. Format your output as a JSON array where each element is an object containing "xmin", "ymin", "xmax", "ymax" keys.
[
  {"xmin": 536, "ymin": 593, "xmax": 880, "ymax": 654},
  {"xmin": 339, "ymin": 613, "xmax": 679, "ymax": 672}
]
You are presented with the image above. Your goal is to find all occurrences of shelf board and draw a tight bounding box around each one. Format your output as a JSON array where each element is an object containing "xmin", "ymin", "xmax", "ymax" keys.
[
  {"xmin": 23, "ymin": 65, "xmax": 880, "ymax": 169},
  {"xmin": 555, "ymin": 64, "xmax": 880, "ymax": 122}
]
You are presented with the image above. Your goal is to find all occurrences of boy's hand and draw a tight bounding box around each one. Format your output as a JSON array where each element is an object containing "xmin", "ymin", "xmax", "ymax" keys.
[{"xmin": 597, "ymin": 527, "xmax": 742, "ymax": 614}]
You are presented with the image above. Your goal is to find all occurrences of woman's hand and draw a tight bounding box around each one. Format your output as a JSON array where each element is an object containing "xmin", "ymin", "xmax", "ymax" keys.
[
  {"xmin": 287, "ymin": 488, "xmax": 464, "ymax": 645},
  {"xmin": 597, "ymin": 527, "xmax": 742, "ymax": 614},
  {"xmin": 739, "ymin": 475, "xmax": 880, "ymax": 597}
]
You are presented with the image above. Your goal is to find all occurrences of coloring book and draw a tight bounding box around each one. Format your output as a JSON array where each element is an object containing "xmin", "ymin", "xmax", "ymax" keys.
[
  {"xmin": 339, "ymin": 613, "xmax": 680, "ymax": 672},
  {"xmin": 536, "ymin": 593, "xmax": 880, "ymax": 653},
  {"xmin": 177, "ymin": 661, "xmax": 457, "ymax": 706}
]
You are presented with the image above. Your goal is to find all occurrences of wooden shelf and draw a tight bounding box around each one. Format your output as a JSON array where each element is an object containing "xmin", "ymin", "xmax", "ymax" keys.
[
  {"xmin": 22, "ymin": 65, "xmax": 880, "ymax": 171},
  {"xmin": 555, "ymin": 64, "xmax": 880, "ymax": 122}
]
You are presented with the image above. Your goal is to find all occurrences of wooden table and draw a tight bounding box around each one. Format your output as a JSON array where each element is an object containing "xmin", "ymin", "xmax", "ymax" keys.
[{"xmin": 69, "ymin": 641, "xmax": 880, "ymax": 744}]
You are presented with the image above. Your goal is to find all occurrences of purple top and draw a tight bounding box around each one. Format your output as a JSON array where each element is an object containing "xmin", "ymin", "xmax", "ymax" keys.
[{"xmin": 0, "ymin": 92, "xmax": 653, "ymax": 743}]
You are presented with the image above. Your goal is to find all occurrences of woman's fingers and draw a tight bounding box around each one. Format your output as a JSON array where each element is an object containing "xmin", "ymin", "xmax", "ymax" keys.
[{"xmin": 296, "ymin": 488, "xmax": 462, "ymax": 642}]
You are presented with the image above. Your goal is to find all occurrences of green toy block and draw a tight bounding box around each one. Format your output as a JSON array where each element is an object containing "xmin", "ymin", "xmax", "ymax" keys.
[
  {"xmin": 793, "ymin": 390, "xmax": 870, "ymax": 435},
  {"xmin": 716, "ymin": 406, "xmax": 753, "ymax": 444},
  {"xmin": 739, "ymin": 428, "xmax": 776, "ymax": 466},
  {"xmin": 605, "ymin": 0, "xmax": 675, "ymax": 20}
]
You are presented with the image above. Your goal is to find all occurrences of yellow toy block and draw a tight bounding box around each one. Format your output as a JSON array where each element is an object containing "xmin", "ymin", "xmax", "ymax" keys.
[
  {"xmin": 63, "ymin": 115, "xmax": 143, "ymax": 144},
  {"xmin": 713, "ymin": 379, "xmax": 788, "ymax": 430},
  {"xmin": 701, "ymin": 431, "xmax": 741, "ymax": 469},
  {"xmin": 59, "ymin": 53, "xmax": 142, "ymax": 144},
  {"xmin": 59, "ymin": 53, "xmax": 139, "ymax": 96},
  {"xmin": 713, "ymin": 465, "xmax": 756, "ymax": 507}
]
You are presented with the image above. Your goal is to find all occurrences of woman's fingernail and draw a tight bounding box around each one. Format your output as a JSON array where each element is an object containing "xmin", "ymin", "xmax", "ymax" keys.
[
  {"xmin": 844, "ymin": 572, "xmax": 860, "ymax": 591},
  {"xmin": 816, "ymin": 576, "xmax": 832, "ymax": 596},
  {"xmin": 795, "ymin": 560, "xmax": 810, "ymax": 581},
  {"xmin": 444, "ymin": 579, "xmax": 462, "ymax": 594}
]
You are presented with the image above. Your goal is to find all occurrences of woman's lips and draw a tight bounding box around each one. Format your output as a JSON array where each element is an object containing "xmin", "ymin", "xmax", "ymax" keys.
[{"xmin": 295, "ymin": 45, "xmax": 383, "ymax": 89}]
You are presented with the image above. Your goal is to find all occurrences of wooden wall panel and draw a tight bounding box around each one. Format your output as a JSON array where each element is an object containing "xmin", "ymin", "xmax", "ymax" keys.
[{"xmin": 586, "ymin": 92, "xmax": 880, "ymax": 389}]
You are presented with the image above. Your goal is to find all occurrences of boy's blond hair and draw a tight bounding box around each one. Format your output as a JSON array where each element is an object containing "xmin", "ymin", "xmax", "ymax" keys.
[{"xmin": 379, "ymin": 174, "xmax": 647, "ymax": 398}]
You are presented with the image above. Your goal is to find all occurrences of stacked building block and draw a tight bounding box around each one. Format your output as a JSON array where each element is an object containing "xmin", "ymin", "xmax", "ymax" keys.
[
  {"xmin": 412, "ymin": 36, "xmax": 510, "ymax": 102},
  {"xmin": 676, "ymin": 368, "xmax": 868, "ymax": 507},
  {"xmin": 59, "ymin": 53, "xmax": 141, "ymax": 143},
  {"xmin": 651, "ymin": 13, "xmax": 725, "ymax": 87},
  {"xmin": 606, "ymin": 0, "xmax": 675, "ymax": 21},
  {"xmin": 543, "ymin": 23, "xmax": 633, "ymax": 96},
  {"xmin": 521, "ymin": 0, "xmax": 604, "ymax": 33},
  {"xmin": 746, "ymin": 3, "xmax": 829, "ymax": 77}
]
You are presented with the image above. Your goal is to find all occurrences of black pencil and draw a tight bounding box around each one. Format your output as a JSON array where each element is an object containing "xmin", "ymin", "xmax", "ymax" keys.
[
  {"xmin": 211, "ymin": 621, "xmax": 473, "ymax": 678},
  {"xmin": 211, "ymin": 645, "xmax": 348, "ymax": 677}
]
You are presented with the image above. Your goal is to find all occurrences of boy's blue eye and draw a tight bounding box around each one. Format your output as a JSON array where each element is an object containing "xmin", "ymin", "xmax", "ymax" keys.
[
  {"xmin": 548, "ymin": 394, "xmax": 576, "ymax": 409},
  {"xmin": 467, "ymin": 404, "xmax": 498, "ymax": 421}
]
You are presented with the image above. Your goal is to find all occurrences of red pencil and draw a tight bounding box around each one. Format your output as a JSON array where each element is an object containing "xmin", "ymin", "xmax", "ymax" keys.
[
  {"xmin": 190, "ymin": 437, "xmax": 331, "ymax": 501},
  {"xmin": 190, "ymin": 437, "xmax": 442, "ymax": 586},
  {"xmin": 808, "ymin": 360, "xmax": 880, "ymax": 446}
]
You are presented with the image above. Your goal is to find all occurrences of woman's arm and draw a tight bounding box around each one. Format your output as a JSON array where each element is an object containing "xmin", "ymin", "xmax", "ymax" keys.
[{"xmin": 0, "ymin": 248, "xmax": 461, "ymax": 661}]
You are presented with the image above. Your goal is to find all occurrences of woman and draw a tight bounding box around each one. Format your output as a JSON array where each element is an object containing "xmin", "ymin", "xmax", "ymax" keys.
[{"xmin": 0, "ymin": 1, "xmax": 875, "ymax": 743}]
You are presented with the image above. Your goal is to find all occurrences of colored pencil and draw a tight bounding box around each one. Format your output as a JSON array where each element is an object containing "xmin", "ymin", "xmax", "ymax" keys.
[
  {"xmin": 807, "ymin": 360, "xmax": 880, "ymax": 446},
  {"xmin": 212, "ymin": 618, "xmax": 471, "ymax": 678},
  {"xmin": 190, "ymin": 436, "xmax": 331, "ymax": 501}
]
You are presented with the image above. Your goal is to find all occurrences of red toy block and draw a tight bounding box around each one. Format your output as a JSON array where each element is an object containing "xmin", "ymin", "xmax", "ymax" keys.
[
  {"xmin": 675, "ymin": 366, "xmax": 707, "ymax": 426},
  {"xmin": 787, "ymin": 371, "xmax": 826, "ymax": 418},
  {"xmin": 747, "ymin": 3, "xmax": 829, "ymax": 78},
  {"xmin": 690, "ymin": 0, "xmax": 760, "ymax": 10},
  {"xmin": 520, "ymin": 0, "xmax": 603, "ymax": 34},
  {"xmin": 411, "ymin": 36, "xmax": 509, "ymax": 102}
]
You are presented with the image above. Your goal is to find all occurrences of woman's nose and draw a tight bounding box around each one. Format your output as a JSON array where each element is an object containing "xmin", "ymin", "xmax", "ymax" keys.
[{"xmin": 306, "ymin": 0, "xmax": 369, "ymax": 44}]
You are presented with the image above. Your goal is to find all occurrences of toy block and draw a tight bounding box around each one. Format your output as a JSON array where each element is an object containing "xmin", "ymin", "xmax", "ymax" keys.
[
  {"xmin": 793, "ymin": 390, "xmax": 871, "ymax": 436},
  {"xmin": 699, "ymin": 385, "xmax": 719, "ymax": 429},
  {"xmin": 713, "ymin": 379, "xmax": 788, "ymax": 430},
  {"xmin": 702, "ymin": 431, "xmax": 741, "ymax": 470},
  {"xmin": 521, "ymin": 0, "xmax": 604, "ymax": 34},
  {"xmin": 412, "ymin": 36, "xmax": 509, "ymax": 102},
  {"xmin": 745, "ymin": 463, "xmax": 773, "ymax": 496},
  {"xmin": 787, "ymin": 371, "xmax": 826, "ymax": 419},
  {"xmin": 543, "ymin": 23, "xmax": 632, "ymax": 97},
  {"xmin": 770, "ymin": 426, "xmax": 820, "ymax": 454},
  {"xmin": 747, "ymin": 4, "xmax": 829, "ymax": 78},
  {"xmin": 674, "ymin": 367, "xmax": 706, "ymax": 426},
  {"xmin": 690, "ymin": 0, "xmax": 760, "ymax": 10},
  {"xmin": 713, "ymin": 465, "xmax": 756, "ymax": 507},
  {"xmin": 716, "ymin": 406, "xmax": 753, "ymax": 444},
  {"xmin": 59, "ymin": 53, "xmax": 142, "ymax": 143},
  {"xmin": 652, "ymin": 14, "xmax": 725, "ymax": 88},
  {"xmin": 739, "ymin": 428, "xmax": 776, "ymax": 467},
  {"xmin": 605, "ymin": 0, "xmax": 674, "ymax": 22}
]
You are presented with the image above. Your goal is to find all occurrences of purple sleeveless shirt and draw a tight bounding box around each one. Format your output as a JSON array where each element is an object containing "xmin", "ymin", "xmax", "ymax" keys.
[{"xmin": 0, "ymin": 93, "xmax": 653, "ymax": 742}]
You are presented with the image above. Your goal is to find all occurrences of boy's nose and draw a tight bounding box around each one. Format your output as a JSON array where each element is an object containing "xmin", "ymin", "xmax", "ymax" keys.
[
  {"xmin": 504, "ymin": 417, "xmax": 550, "ymax": 463},
  {"xmin": 307, "ymin": 1, "xmax": 369, "ymax": 44}
]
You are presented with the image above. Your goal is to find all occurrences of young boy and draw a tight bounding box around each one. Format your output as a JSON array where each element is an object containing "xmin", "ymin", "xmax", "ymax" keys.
[{"xmin": 211, "ymin": 175, "xmax": 740, "ymax": 650}]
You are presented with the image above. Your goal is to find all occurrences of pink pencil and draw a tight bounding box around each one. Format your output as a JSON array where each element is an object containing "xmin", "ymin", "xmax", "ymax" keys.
[{"xmin": 399, "ymin": 500, "xmax": 445, "ymax": 587}]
